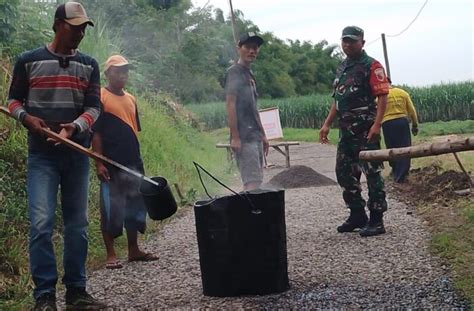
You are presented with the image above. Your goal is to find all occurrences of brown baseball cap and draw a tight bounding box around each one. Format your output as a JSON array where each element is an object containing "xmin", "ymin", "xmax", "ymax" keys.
[
  {"xmin": 54, "ymin": 2, "xmax": 94, "ymax": 27},
  {"xmin": 104, "ymin": 55, "xmax": 130, "ymax": 72}
]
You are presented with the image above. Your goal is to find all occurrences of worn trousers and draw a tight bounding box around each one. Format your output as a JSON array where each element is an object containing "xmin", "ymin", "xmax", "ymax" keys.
[
  {"xmin": 336, "ymin": 132, "xmax": 387, "ymax": 212},
  {"xmin": 27, "ymin": 150, "xmax": 89, "ymax": 299},
  {"xmin": 382, "ymin": 117, "xmax": 412, "ymax": 183}
]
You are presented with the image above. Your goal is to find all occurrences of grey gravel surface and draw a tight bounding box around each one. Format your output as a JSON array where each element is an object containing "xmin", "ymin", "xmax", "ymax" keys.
[{"xmin": 59, "ymin": 143, "xmax": 469, "ymax": 309}]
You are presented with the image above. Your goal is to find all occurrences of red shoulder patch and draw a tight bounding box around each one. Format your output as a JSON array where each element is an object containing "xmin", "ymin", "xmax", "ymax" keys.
[{"xmin": 374, "ymin": 68, "xmax": 385, "ymax": 82}]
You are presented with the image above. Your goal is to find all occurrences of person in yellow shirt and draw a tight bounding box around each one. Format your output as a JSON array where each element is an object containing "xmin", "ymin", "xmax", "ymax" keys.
[{"xmin": 382, "ymin": 78, "xmax": 419, "ymax": 183}]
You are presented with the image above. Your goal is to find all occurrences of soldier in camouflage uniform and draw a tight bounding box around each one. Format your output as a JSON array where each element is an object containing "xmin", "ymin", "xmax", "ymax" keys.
[{"xmin": 319, "ymin": 26, "xmax": 390, "ymax": 237}]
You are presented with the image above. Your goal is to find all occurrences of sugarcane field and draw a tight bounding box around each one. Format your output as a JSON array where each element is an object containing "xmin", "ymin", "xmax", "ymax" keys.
[{"xmin": 0, "ymin": 0, "xmax": 473, "ymax": 309}]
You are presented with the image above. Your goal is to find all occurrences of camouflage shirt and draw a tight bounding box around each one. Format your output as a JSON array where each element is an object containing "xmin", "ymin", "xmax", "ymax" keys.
[{"xmin": 333, "ymin": 50, "xmax": 389, "ymax": 135}]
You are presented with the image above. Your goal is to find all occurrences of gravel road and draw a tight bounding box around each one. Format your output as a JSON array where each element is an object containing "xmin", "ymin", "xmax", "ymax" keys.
[{"xmin": 60, "ymin": 143, "xmax": 469, "ymax": 309}]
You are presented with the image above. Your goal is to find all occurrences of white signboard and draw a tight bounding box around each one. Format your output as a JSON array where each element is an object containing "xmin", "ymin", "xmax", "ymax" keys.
[{"xmin": 259, "ymin": 107, "xmax": 283, "ymax": 140}]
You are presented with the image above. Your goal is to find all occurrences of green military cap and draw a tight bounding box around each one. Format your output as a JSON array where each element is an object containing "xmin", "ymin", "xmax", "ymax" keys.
[{"xmin": 341, "ymin": 26, "xmax": 364, "ymax": 40}]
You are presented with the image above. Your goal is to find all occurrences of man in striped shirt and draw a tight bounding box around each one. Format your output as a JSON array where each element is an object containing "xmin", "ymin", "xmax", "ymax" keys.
[{"xmin": 7, "ymin": 2, "xmax": 105, "ymax": 310}]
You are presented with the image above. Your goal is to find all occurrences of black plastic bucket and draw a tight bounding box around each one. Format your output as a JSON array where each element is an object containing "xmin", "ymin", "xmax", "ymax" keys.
[
  {"xmin": 193, "ymin": 162, "xmax": 289, "ymax": 297},
  {"xmin": 139, "ymin": 176, "xmax": 178, "ymax": 221}
]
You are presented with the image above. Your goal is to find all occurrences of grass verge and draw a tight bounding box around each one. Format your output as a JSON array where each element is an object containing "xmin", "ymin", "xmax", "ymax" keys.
[
  {"xmin": 422, "ymin": 198, "xmax": 474, "ymax": 305},
  {"xmin": 405, "ymin": 141, "xmax": 473, "ymax": 306}
]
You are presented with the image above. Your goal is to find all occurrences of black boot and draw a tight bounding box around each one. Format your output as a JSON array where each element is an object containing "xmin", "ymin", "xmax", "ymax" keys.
[
  {"xmin": 34, "ymin": 292, "xmax": 57, "ymax": 311},
  {"xmin": 360, "ymin": 211, "xmax": 386, "ymax": 237},
  {"xmin": 337, "ymin": 209, "xmax": 368, "ymax": 233},
  {"xmin": 65, "ymin": 287, "xmax": 107, "ymax": 310}
]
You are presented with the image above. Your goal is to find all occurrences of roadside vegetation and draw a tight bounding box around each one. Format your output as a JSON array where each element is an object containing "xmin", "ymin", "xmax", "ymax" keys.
[
  {"xmin": 403, "ymin": 82, "xmax": 473, "ymax": 121},
  {"xmin": 428, "ymin": 198, "xmax": 473, "ymax": 304},
  {"xmin": 189, "ymin": 82, "xmax": 473, "ymax": 130},
  {"xmin": 272, "ymin": 119, "xmax": 474, "ymax": 143}
]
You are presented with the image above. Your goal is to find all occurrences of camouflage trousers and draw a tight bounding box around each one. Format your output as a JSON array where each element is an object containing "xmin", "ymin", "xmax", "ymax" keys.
[{"xmin": 335, "ymin": 130, "xmax": 387, "ymax": 212}]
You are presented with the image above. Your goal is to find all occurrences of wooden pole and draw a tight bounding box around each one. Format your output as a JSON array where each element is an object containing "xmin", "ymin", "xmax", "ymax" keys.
[
  {"xmin": 359, "ymin": 137, "xmax": 474, "ymax": 161},
  {"xmin": 228, "ymin": 0, "xmax": 239, "ymax": 46},
  {"xmin": 0, "ymin": 106, "xmax": 160, "ymax": 187},
  {"xmin": 381, "ymin": 33, "xmax": 391, "ymax": 80},
  {"xmin": 452, "ymin": 152, "xmax": 474, "ymax": 187}
]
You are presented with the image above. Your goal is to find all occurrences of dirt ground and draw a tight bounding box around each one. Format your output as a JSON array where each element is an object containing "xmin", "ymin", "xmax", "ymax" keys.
[{"xmin": 388, "ymin": 164, "xmax": 472, "ymax": 206}]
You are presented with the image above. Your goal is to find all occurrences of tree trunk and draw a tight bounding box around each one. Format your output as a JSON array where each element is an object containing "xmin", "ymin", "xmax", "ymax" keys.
[{"xmin": 359, "ymin": 137, "xmax": 474, "ymax": 161}]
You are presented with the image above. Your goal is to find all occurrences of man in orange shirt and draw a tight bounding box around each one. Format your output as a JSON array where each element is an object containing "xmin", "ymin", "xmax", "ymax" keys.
[
  {"xmin": 92, "ymin": 55, "xmax": 158, "ymax": 270},
  {"xmin": 382, "ymin": 79, "xmax": 419, "ymax": 183}
]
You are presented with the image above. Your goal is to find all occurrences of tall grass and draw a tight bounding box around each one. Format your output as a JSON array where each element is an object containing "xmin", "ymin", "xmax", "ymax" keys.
[
  {"xmin": 415, "ymin": 120, "xmax": 474, "ymax": 137},
  {"xmin": 259, "ymin": 94, "xmax": 332, "ymax": 129},
  {"xmin": 404, "ymin": 82, "xmax": 473, "ymax": 122},
  {"xmin": 138, "ymin": 94, "xmax": 233, "ymax": 198},
  {"xmin": 80, "ymin": 13, "xmax": 124, "ymax": 70},
  {"xmin": 188, "ymin": 94, "xmax": 332, "ymax": 130},
  {"xmin": 188, "ymin": 81, "xmax": 474, "ymax": 130},
  {"xmin": 0, "ymin": 58, "xmax": 31, "ymax": 307}
]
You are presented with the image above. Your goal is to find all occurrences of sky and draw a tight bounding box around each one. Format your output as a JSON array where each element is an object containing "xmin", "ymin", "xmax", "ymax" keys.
[{"xmin": 191, "ymin": 0, "xmax": 473, "ymax": 86}]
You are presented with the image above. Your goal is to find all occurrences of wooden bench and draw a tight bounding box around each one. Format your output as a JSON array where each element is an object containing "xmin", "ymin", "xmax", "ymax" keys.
[{"xmin": 216, "ymin": 141, "xmax": 300, "ymax": 168}]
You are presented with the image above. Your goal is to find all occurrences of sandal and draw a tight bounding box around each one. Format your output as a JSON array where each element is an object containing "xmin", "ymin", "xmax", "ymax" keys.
[
  {"xmin": 128, "ymin": 253, "xmax": 159, "ymax": 262},
  {"xmin": 106, "ymin": 261, "xmax": 123, "ymax": 269}
]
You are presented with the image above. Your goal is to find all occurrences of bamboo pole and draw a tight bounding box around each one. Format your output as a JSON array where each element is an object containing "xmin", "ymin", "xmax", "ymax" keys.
[
  {"xmin": 359, "ymin": 137, "xmax": 474, "ymax": 161},
  {"xmin": 228, "ymin": 0, "xmax": 239, "ymax": 46}
]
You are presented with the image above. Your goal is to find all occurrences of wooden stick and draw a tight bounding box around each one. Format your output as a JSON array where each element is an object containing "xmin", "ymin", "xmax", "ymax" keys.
[
  {"xmin": 173, "ymin": 183, "xmax": 185, "ymax": 201},
  {"xmin": 0, "ymin": 106, "xmax": 160, "ymax": 187},
  {"xmin": 228, "ymin": 0, "xmax": 239, "ymax": 46},
  {"xmin": 359, "ymin": 137, "xmax": 474, "ymax": 161},
  {"xmin": 452, "ymin": 152, "xmax": 474, "ymax": 187}
]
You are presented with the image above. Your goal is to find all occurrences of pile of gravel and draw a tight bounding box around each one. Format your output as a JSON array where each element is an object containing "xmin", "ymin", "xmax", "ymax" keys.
[{"xmin": 267, "ymin": 165, "xmax": 337, "ymax": 189}]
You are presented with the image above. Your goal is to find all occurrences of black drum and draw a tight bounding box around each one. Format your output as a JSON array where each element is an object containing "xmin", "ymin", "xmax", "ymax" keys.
[{"xmin": 194, "ymin": 188, "xmax": 289, "ymax": 297}]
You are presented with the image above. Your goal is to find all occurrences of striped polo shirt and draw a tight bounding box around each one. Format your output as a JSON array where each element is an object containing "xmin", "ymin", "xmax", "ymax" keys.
[{"xmin": 7, "ymin": 46, "xmax": 101, "ymax": 151}]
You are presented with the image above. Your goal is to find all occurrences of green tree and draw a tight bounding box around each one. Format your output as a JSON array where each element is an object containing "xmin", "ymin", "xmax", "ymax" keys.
[
  {"xmin": 5, "ymin": 1, "xmax": 55, "ymax": 57},
  {"xmin": 0, "ymin": 0, "xmax": 19, "ymax": 49},
  {"xmin": 3, "ymin": 1, "xmax": 341, "ymax": 102}
]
